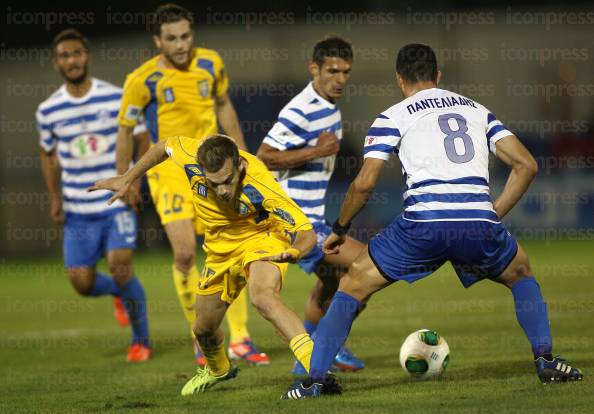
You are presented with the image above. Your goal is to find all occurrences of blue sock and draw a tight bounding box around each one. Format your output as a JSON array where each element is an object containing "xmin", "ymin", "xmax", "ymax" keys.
[
  {"xmin": 304, "ymin": 320, "xmax": 318, "ymax": 336},
  {"xmin": 119, "ymin": 276, "xmax": 150, "ymax": 347},
  {"xmin": 511, "ymin": 276, "xmax": 552, "ymax": 357},
  {"xmin": 88, "ymin": 272, "xmax": 120, "ymax": 297},
  {"xmin": 309, "ymin": 292, "xmax": 361, "ymax": 382}
]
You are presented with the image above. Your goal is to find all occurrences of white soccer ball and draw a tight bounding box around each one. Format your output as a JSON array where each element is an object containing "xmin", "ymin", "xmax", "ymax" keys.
[{"xmin": 399, "ymin": 329, "xmax": 450, "ymax": 379}]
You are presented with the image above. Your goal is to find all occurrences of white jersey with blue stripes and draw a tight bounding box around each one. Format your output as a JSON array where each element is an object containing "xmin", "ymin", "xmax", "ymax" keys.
[
  {"xmin": 262, "ymin": 82, "xmax": 342, "ymax": 223},
  {"xmin": 363, "ymin": 87, "xmax": 512, "ymax": 223},
  {"xmin": 36, "ymin": 78, "xmax": 143, "ymax": 217}
]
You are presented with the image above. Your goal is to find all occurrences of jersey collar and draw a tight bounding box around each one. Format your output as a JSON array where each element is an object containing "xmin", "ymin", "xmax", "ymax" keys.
[
  {"xmin": 305, "ymin": 82, "xmax": 336, "ymax": 109},
  {"xmin": 60, "ymin": 77, "xmax": 98, "ymax": 103}
]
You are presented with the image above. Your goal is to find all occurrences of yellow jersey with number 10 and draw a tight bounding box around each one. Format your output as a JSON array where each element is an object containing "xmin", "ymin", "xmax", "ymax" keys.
[{"xmin": 164, "ymin": 136, "xmax": 313, "ymax": 256}]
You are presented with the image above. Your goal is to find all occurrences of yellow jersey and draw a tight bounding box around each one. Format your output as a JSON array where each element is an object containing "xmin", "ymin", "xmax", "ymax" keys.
[
  {"xmin": 118, "ymin": 47, "xmax": 227, "ymax": 144},
  {"xmin": 164, "ymin": 136, "xmax": 313, "ymax": 256}
]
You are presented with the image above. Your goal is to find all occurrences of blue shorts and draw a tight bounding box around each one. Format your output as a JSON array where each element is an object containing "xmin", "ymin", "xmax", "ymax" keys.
[
  {"xmin": 368, "ymin": 215, "xmax": 518, "ymax": 288},
  {"xmin": 63, "ymin": 209, "xmax": 137, "ymax": 268},
  {"xmin": 298, "ymin": 221, "xmax": 332, "ymax": 274}
]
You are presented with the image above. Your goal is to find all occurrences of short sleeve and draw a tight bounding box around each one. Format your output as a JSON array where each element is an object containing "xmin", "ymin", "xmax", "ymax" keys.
[
  {"xmin": 485, "ymin": 112, "xmax": 513, "ymax": 155},
  {"xmin": 262, "ymin": 108, "xmax": 311, "ymax": 151},
  {"xmin": 118, "ymin": 73, "xmax": 149, "ymax": 128},
  {"xmin": 363, "ymin": 113, "xmax": 401, "ymax": 161},
  {"xmin": 164, "ymin": 136, "xmax": 200, "ymax": 168},
  {"xmin": 132, "ymin": 115, "xmax": 147, "ymax": 135},
  {"xmin": 214, "ymin": 54, "xmax": 228, "ymax": 97},
  {"xmin": 36, "ymin": 108, "xmax": 56, "ymax": 152}
]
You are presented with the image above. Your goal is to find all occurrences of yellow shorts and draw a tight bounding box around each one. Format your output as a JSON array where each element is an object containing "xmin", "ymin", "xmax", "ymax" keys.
[
  {"xmin": 147, "ymin": 161, "xmax": 205, "ymax": 234},
  {"xmin": 198, "ymin": 232, "xmax": 290, "ymax": 304}
]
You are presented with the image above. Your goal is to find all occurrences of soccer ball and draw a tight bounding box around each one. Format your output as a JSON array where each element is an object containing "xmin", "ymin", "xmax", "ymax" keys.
[{"xmin": 399, "ymin": 329, "xmax": 450, "ymax": 379}]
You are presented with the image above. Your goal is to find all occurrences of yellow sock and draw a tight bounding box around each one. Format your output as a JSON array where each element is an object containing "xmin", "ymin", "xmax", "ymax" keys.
[
  {"xmin": 172, "ymin": 265, "xmax": 199, "ymax": 325},
  {"xmin": 289, "ymin": 333, "xmax": 314, "ymax": 373},
  {"xmin": 226, "ymin": 289, "xmax": 250, "ymax": 343},
  {"xmin": 201, "ymin": 341, "xmax": 231, "ymax": 376}
]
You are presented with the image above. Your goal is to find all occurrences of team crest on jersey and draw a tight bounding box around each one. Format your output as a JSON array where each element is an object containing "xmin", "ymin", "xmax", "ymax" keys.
[
  {"xmin": 164, "ymin": 87, "xmax": 175, "ymax": 103},
  {"xmin": 69, "ymin": 134, "xmax": 109, "ymax": 158},
  {"xmin": 236, "ymin": 200, "xmax": 250, "ymax": 216},
  {"xmin": 97, "ymin": 108, "xmax": 110, "ymax": 124},
  {"xmin": 197, "ymin": 184, "xmax": 208, "ymax": 198},
  {"xmin": 272, "ymin": 208, "xmax": 295, "ymax": 225},
  {"xmin": 367, "ymin": 137, "xmax": 376, "ymax": 145},
  {"xmin": 198, "ymin": 80, "xmax": 209, "ymax": 97}
]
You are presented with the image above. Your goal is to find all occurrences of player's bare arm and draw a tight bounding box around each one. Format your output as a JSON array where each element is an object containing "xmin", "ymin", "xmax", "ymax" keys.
[
  {"xmin": 90, "ymin": 140, "xmax": 168, "ymax": 204},
  {"xmin": 216, "ymin": 93, "xmax": 247, "ymax": 150},
  {"xmin": 114, "ymin": 126, "xmax": 148, "ymax": 211},
  {"xmin": 116, "ymin": 125, "xmax": 135, "ymax": 174},
  {"xmin": 492, "ymin": 135, "xmax": 538, "ymax": 219},
  {"xmin": 257, "ymin": 131, "xmax": 339, "ymax": 171},
  {"xmin": 40, "ymin": 149, "xmax": 64, "ymax": 224},
  {"xmin": 324, "ymin": 158, "xmax": 384, "ymax": 254}
]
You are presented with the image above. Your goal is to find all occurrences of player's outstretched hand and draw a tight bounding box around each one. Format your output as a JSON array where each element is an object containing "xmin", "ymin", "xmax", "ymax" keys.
[
  {"xmin": 87, "ymin": 176, "xmax": 131, "ymax": 206},
  {"xmin": 323, "ymin": 232, "xmax": 345, "ymax": 255},
  {"xmin": 260, "ymin": 249, "xmax": 300, "ymax": 263}
]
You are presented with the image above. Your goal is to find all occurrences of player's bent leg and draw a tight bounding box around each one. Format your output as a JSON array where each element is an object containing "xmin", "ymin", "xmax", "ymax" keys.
[
  {"xmin": 248, "ymin": 261, "xmax": 315, "ymax": 372},
  {"xmin": 227, "ymin": 288, "xmax": 269, "ymax": 366},
  {"xmin": 284, "ymin": 248, "xmax": 392, "ymax": 400},
  {"xmin": 311, "ymin": 263, "xmax": 365, "ymax": 373},
  {"xmin": 68, "ymin": 267, "xmax": 120, "ymax": 297},
  {"xmin": 308, "ymin": 249, "xmax": 390, "ymax": 384},
  {"xmin": 492, "ymin": 243, "xmax": 532, "ymax": 289},
  {"xmin": 165, "ymin": 219, "xmax": 197, "ymax": 274},
  {"xmin": 108, "ymin": 248, "xmax": 151, "ymax": 360},
  {"xmin": 492, "ymin": 243, "xmax": 583, "ymax": 383},
  {"xmin": 338, "ymin": 248, "xmax": 392, "ymax": 302},
  {"xmin": 68, "ymin": 267, "xmax": 97, "ymax": 295},
  {"xmin": 164, "ymin": 219, "xmax": 204, "ymax": 362},
  {"xmin": 182, "ymin": 292, "xmax": 238, "ymax": 396}
]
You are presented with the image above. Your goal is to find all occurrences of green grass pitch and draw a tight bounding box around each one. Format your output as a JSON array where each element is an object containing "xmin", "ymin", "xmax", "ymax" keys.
[{"xmin": 1, "ymin": 240, "xmax": 592, "ymax": 413}]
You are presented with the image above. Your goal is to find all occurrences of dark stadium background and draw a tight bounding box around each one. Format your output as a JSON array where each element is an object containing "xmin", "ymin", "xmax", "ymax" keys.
[{"xmin": 1, "ymin": 0, "xmax": 593, "ymax": 256}]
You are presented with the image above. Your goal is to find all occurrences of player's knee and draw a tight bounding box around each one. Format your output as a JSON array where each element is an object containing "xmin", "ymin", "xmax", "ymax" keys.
[
  {"xmin": 68, "ymin": 273, "xmax": 94, "ymax": 296},
  {"xmin": 500, "ymin": 252, "xmax": 533, "ymax": 289},
  {"xmin": 173, "ymin": 249, "xmax": 195, "ymax": 273},
  {"xmin": 108, "ymin": 260, "xmax": 132, "ymax": 283},
  {"xmin": 192, "ymin": 318, "xmax": 218, "ymax": 339},
  {"xmin": 338, "ymin": 272, "xmax": 368, "ymax": 301},
  {"xmin": 250, "ymin": 290, "xmax": 279, "ymax": 320},
  {"xmin": 503, "ymin": 270, "xmax": 532, "ymax": 289}
]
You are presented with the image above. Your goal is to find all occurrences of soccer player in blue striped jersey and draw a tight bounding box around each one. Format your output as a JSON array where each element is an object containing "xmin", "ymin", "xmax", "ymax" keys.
[
  {"xmin": 283, "ymin": 43, "xmax": 582, "ymax": 399},
  {"xmin": 258, "ymin": 37, "xmax": 365, "ymax": 373},
  {"xmin": 36, "ymin": 29, "xmax": 151, "ymax": 362}
]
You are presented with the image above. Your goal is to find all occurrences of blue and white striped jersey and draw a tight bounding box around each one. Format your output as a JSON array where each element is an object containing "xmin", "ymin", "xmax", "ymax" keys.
[
  {"xmin": 364, "ymin": 88, "xmax": 512, "ymax": 223},
  {"xmin": 36, "ymin": 78, "xmax": 144, "ymax": 217},
  {"xmin": 262, "ymin": 82, "xmax": 342, "ymax": 223}
]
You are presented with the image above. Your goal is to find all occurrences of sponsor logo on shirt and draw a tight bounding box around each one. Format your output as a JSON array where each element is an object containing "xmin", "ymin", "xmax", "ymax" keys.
[
  {"xmin": 69, "ymin": 134, "xmax": 109, "ymax": 158},
  {"xmin": 273, "ymin": 207, "xmax": 295, "ymax": 225}
]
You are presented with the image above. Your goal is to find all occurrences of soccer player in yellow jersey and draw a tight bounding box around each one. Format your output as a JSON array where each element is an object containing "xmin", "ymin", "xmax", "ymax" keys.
[
  {"xmin": 115, "ymin": 4, "xmax": 266, "ymax": 365},
  {"xmin": 90, "ymin": 135, "xmax": 340, "ymax": 395}
]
